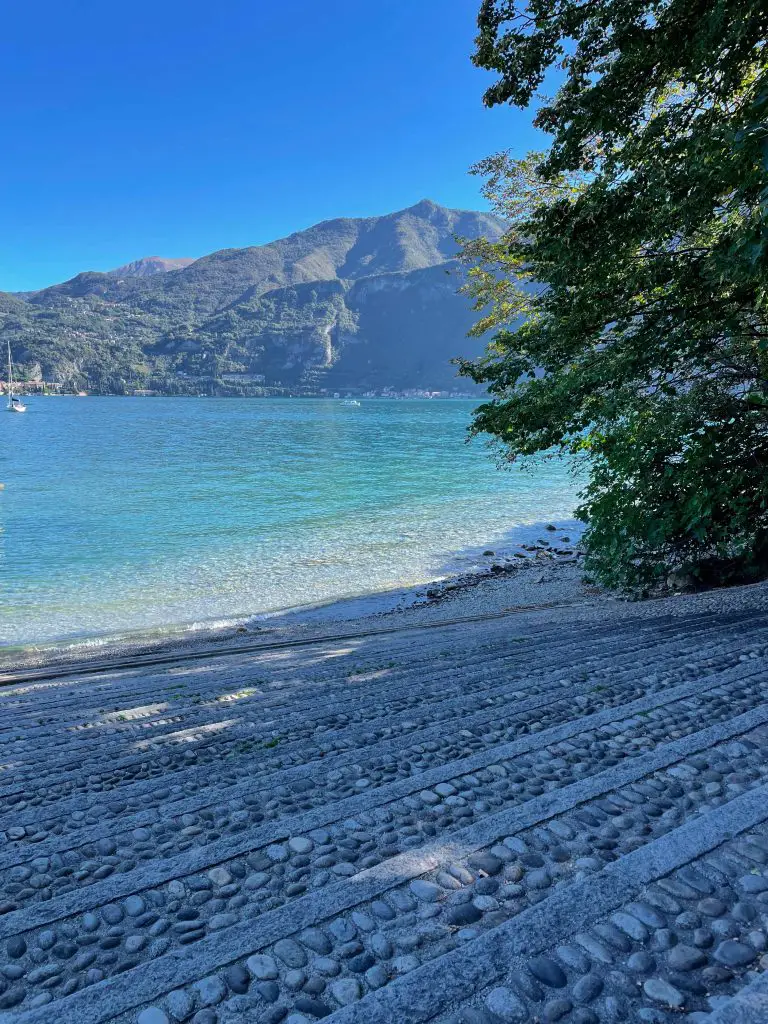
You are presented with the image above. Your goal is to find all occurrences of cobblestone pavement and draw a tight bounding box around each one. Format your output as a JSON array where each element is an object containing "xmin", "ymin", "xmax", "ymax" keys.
[{"xmin": 1, "ymin": 601, "xmax": 768, "ymax": 1024}]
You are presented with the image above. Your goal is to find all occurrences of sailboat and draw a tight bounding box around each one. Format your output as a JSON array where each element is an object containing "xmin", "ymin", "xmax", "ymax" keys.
[{"xmin": 6, "ymin": 342, "xmax": 26, "ymax": 413}]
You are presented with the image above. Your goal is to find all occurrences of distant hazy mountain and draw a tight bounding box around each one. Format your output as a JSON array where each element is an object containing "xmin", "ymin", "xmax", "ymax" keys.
[
  {"xmin": 2, "ymin": 201, "xmax": 505, "ymax": 395},
  {"xmin": 106, "ymin": 256, "xmax": 195, "ymax": 279}
]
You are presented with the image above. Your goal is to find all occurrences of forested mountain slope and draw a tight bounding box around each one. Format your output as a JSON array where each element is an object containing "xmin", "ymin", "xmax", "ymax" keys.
[{"xmin": 3, "ymin": 201, "xmax": 504, "ymax": 394}]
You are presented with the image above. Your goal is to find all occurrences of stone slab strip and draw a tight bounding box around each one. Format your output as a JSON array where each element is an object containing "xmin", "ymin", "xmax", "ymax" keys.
[
  {"xmin": 3, "ymin": 608, "xmax": 738, "ymax": 786},
  {"xmin": 323, "ymin": 782, "xmax": 768, "ymax": 1024},
  {"xmin": 700, "ymin": 972, "xmax": 768, "ymax": 1023},
  {"xmin": 1, "ymin": 624, "xmax": 747, "ymax": 839},
  {"xmin": 3, "ymin": 633, "xmax": 764, "ymax": 849},
  {"xmin": 2, "ymin": 668, "xmax": 761, "ymax": 940},
  {"xmin": 0, "ymin": 649, "xmax": 704, "ymax": 865},
  {"xmin": 5, "ymin": 709, "xmax": 768, "ymax": 1024},
  {"xmin": 0, "ymin": 604, "xmax": 558, "ymax": 689},
  {"xmin": 4, "ymin": 614, "xmax": 755, "ymax": 784}
]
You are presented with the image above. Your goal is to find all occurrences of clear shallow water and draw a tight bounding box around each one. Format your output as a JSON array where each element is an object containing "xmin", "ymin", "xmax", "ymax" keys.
[{"xmin": 0, "ymin": 398, "xmax": 582, "ymax": 646}]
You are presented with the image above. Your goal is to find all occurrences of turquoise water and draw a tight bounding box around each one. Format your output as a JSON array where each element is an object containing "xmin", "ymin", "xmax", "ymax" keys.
[{"xmin": 0, "ymin": 398, "xmax": 582, "ymax": 646}]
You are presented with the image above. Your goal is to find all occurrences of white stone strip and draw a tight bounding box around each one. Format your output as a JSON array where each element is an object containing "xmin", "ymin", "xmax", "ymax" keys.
[
  {"xmin": 2, "ymin": 611, "xmax": 759, "ymax": 798},
  {"xmin": 0, "ymin": 646, "xmax": 707, "ymax": 859},
  {"xmin": 0, "ymin": 604, "xmax": 557, "ymax": 689},
  {"xmin": 323, "ymin": 783, "xmax": 768, "ymax": 1024},
  {"xmin": 5, "ymin": 707, "xmax": 768, "ymax": 1024},
  {"xmin": 0, "ymin": 604, "xmax": 748, "ymax": 720},
  {"xmin": 0, "ymin": 610, "xmax": 696, "ymax": 759},
  {"xmin": 1, "ymin": 612, "xmax": 750, "ymax": 762},
  {"xmin": 0, "ymin": 664, "xmax": 761, "ymax": 940},
  {"xmin": 700, "ymin": 972, "xmax": 768, "ymax": 1023}
]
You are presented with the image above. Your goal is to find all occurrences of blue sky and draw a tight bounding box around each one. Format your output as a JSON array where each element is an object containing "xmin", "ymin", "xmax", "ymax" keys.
[{"xmin": 1, "ymin": 0, "xmax": 541, "ymax": 291}]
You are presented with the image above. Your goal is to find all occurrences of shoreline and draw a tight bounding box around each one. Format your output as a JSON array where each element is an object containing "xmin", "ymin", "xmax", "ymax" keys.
[
  {"xmin": 0, "ymin": 522, "xmax": 592, "ymax": 672},
  {"xmin": 6, "ymin": 519, "xmax": 767, "ymax": 677}
]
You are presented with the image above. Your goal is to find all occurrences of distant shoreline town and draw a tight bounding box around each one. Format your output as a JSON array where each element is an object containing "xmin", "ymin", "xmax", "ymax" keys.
[{"xmin": 0, "ymin": 378, "xmax": 478, "ymax": 399}]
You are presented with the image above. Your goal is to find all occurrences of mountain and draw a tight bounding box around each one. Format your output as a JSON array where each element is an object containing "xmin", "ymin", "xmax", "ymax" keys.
[
  {"xmin": 2, "ymin": 201, "xmax": 505, "ymax": 395},
  {"xmin": 106, "ymin": 256, "xmax": 195, "ymax": 279}
]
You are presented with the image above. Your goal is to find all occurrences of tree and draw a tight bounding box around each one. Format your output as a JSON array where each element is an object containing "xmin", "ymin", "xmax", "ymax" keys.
[{"xmin": 459, "ymin": 0, "xmax": 768, "ymax": 592}]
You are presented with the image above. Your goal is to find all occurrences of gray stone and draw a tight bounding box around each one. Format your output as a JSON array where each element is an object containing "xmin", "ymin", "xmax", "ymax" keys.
[
  {"xmin": 208, "ymin": 867, "xmax": 232, "ymax": 886},
  {"xmin": 224, "ymin": 964, "xmax": 250, "ymax": 994},
  {"xmin": 527, "ymin": 869, "xmax": 552, "ymax": 890},
  {"xmin": 246, "ymin": 954, "xmax": 279, "ymax": 980},
  {"xmin": 125, "ymin": 895, "xmax": 146, "ymax": 917},
  {"xmin": 610, "ymin": 911, "xmax": 648, "ymax": 941},
  {"xmin": 328, "ymin": 919, "xmax": 357, "ymax": 942},
  {"xmin": 669, "ymin": 944, "xmax": 707, "ymax": 971},
  {"xmin": 447, "ymin": 904, "xmax": 482, "ymax": 926},
  {"xmin": 313, "ymin": 957, "xmax": 340, "ymax": 977},
  {"xmin": 650, "ymin": 928, "xmax": 676, "ymax": 952},
  {"xmin": 739, "ymin": 874, "xmax": 768, "ymax": 894},
  {"xmin": 714, "ymin": 940, "xmax": 758, "ymax": 967},
  {"xmin": 256, "ymin": 982, "xmax": 280, "ymax": 1003},
  {"xmin": 193, "ymin": 975, "xmax": 226, "ymax": 1006},
  {"xmin": 643, "ymin": 978, "xmax": 685, "ymax": 1008},
  {"xmin": 274, "ymin": 939, "xmax": 308, "ymax": 968},
  {"xmin": 410, "ymin": 880, "xmax": 442, "ymax": 903},
  {"xmin": 626, "ymin": 902, "xmax": 666, "ymax": 928},
  {"xmin": 330, "ymin": 978, "xmax": 362, "ymax": 1005},
  {"xmin": 294, "ymin": 996, "xmax": 331, "ymax": 1018},
  {"xmin": 469, "ymin": 853, "xmax": 503, "ymax": 876},
  {"xmin": 191, "ymin": 1012, "xmax": 217, "ymax": 1024},
  {"xmin": 351, "ymin": 912, "xmax": 375, "ymax": 932},
  {"xmin": 138, "ymin": 1010, "xmax": 170, "ymax": 1024},
  {"xmin": 209, "ymin": 913, "xmax": 238, "ymax": 931},
  {"xmin": 244, "ymin": 872, "xmax": 270, "ymax": 890},
  {"xmin": 284, "ymin": 969, "xmax": 307, "ymax": 991},
  {"xmin": 528, "ymin": 956, "xmax": 567, "ymax": 988},
  {"xmin": 6, "ymin": 937, "xmax": 26, "ymax": 959},
  {"xmin": 82, "ymin": 913, "xmax": 100, "ymax": 933},
  {"xmin": 543, "ymin": 999, "xmax": 572, "ymax": 1022},
  {"xmin": 166, "ymin": 988, "xmax": 195, "ymax": 1020},
  {"xmin": 266, "ymin": 844, "xmax": 289, "ymax": 863},
  {"xmin": 348, "ymin": 952, "xmax": 375, "ymax": 973},
  {"xmin": 555, "ymin": 945, "xmax": 591, "ymax": 973},
  {"xmin": 392, "ymin": 955, "xmax": 420, "ymax": 974},
  {"xmin": 289, "ymin": 837, "xmax": 314, "ymax": 855},
  {"xmin": 697, "ymin": 898, "xmax": 726, "ymax": 917},
  {"xmin": 485, "ymin": 986, "xmax": 527, "ymax": 1022},
  {"xmin": 300, "ymin": 928, "xmax": 332, "ymax": 954},
  {"xmin": 370, "ymin": 933, "xmax": 393, "ymax": 959},
  {"xmin": 573, "ymin": 973, "xmax": 603, "ymax": 1003},
  {"xmin": 366, "ymin": 964, "xmax": 389, "ymax": 989}
]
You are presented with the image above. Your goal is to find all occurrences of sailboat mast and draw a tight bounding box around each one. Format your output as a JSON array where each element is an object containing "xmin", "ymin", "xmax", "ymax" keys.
[{"xmin": 7, "ymin": 341, "xmax": 11, "ymax": 410}]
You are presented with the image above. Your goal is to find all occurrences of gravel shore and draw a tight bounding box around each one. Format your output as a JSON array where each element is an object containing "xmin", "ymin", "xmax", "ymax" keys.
[
  {"xmin": 1, "ymin": 567, "xmax": 768, "ymax": 1023},
  {"xmin": 4, "ymin": 520, "xmax": 768, "ymax": 676}
]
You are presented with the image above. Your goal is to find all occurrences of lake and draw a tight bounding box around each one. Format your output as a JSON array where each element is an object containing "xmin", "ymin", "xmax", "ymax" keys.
[{"xmin": 0, "ymin": 397, "xmax": 582, "ymax": 646}]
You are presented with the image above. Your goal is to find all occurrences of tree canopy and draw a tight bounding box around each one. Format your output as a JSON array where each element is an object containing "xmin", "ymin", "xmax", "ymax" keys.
[{"xmin": 460, "ymin": 0, "xmax": 768, "ymax": 592}]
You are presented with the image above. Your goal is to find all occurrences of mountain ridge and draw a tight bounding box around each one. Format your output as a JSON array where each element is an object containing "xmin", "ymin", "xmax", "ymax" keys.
[
  {"xmin": 106, "ymin": 256, "xmax": 195, "ymax": 279},
  {"xmin": 2, "ymin": 201, "xmax": 505, "ymax": 395}
]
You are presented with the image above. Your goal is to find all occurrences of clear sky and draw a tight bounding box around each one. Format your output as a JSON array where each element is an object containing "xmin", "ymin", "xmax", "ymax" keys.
[{"xmin": 1, "ymin": 0, "xmax": 541, "ymax": 292}]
